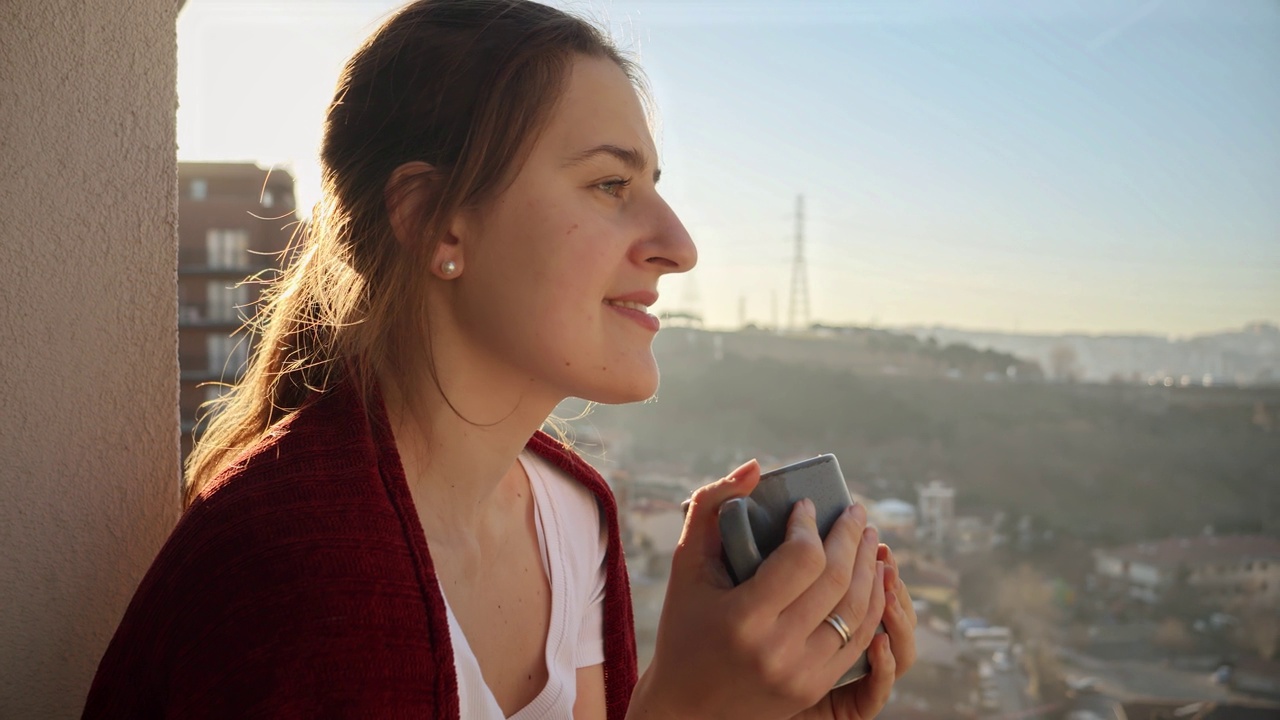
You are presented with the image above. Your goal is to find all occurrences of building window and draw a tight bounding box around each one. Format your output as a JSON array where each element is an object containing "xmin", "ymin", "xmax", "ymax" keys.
[
  {"xmin": 202, "ymin": 384, "xmax": 229, "ymax": 404},
  {"xmin": 190, "ymin": 179, "xmax": 207, "ymax": 200},
  {"xmin": 206, "ymin": 229, "xmax": 250, "ymax": 270},
  {"xmin": 206, "ymin": 281, "xmax": 249, "ymax": 323},
  {"xmin": 206, "ymin": 334, "xmax": 248, "ymax": 375}
]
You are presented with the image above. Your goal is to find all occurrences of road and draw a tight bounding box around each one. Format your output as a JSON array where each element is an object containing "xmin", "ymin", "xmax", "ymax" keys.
[
  {"xmin": 973, "ymin": 656, "xmax": 1035, "ymax": 718},
  {"xmin": 1056, "ymin": 646, "xmax": 1245, "ymax": 703}
]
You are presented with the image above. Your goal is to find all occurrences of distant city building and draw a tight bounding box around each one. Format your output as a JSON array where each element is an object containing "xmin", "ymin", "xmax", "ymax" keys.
[
  {"xmin": 1253, "ymin": 402, "xmax": 1274, "ymax": 433},
  {"xmin": 870, "ymin": 498, "xmax": 918, "ymax": 542},
  {"xmin": 896, "ymin": 551, "xmax": 961, "ymax": 621},
  {"xmin": 1093, "ymin": 535, "xmax": 1280, "ymax": 609},
  {"xmin": 917, "ymin": 479, "xmax": 956, "ymax": 546},
  {"xmin": 178, "ymin": 162, "xmax": 299, "ymax": 458},
  {"xmin": 1119, "ymin": 697, "xmax": 1280, "ymax": 719},
  {"xmin": 625, "ymin": 498, "xmax": 683, "ymax": 559},
  {"xmin": 952, "ymin": 515, "xmax": 997, "ymax": 555}
]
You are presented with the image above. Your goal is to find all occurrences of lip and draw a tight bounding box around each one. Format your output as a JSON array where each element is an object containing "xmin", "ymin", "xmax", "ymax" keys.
[
  {"xmin": 606, "ymin": 302, "xmax": 661, "ymax": 332},
  {"xmin": 604, "ymin": 290, "xmax": 659, "ymax": 307},
  {"xmin": 604, "ymin": 290, "xmax": 661, "ymax": 333}
]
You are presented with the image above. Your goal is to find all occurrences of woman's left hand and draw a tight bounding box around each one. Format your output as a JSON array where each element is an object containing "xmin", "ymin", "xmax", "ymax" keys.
[
  {"xmin": 876, "ymin": 544, "xmax": 918, "ymax": 678},
  {"xmin": 793, "ymin": 544, "xmax": 918, "ymax": 720}
]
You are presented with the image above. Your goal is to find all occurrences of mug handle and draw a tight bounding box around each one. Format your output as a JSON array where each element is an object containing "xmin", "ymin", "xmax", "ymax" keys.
[{"xmin": 719, "ymin": 497, "xmax": 767, "ymax": 584}]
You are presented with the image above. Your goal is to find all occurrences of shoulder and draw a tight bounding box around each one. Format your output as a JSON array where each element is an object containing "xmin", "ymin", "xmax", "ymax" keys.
[
  {"xmin": 524, "ymin": 451, "xmax": 606, "ymax": 595},
  {"xmin": 524, "ymin": 432, "xmax": 639, "ymax": 714},
  {"xmin": 524, "ymin": 430, "xmax": 615, "ymax": 514},
  {"xmin": 87, "ymin": 386, "xmax": 443, "ymax": 717},
  {"xmin": 191, "ymin": 388, "xmax": 394, "ymax": 537},
  {"xmin": 175, "ymin": 388, "xmax": 411, "ymax": 588},
  {"xmin": 524, "ymin": 450, "xmax": 604, "ymax": 532},
  {"xmin": 180, "ymin": 383, "xmax": 425, "ymax": 612}
]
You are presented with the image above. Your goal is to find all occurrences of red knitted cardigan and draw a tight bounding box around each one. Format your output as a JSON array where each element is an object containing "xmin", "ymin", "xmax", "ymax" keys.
[{"xmin": 83, "ymin": 381, "xmax": 638, "ymax": 719}]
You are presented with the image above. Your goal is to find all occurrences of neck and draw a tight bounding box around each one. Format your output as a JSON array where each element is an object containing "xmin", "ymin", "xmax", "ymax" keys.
[{"xmin": 379, "ymin": 364, "xmax": 562, "ymax": 543}]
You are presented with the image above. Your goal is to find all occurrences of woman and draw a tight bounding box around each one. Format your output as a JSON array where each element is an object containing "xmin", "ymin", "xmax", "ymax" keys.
[{"xmin": 84, "ymin": 1, "xmax": 917, "ymax": 717}]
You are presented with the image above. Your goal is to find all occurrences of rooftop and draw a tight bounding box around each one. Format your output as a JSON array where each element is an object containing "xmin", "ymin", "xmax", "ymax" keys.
[
  {"xmin": 898, "ymin": 562, "xmax": 960, "ymax": 590},
  {"xmin": 178, "ymin": 161, "xmax": 294, "ymax": 180},
  {"xmin": 1122, "ymin": 699, "xmax": 1280, "ymax": 720},
  {"xmin": 1098, "ymin": 535, "xmax": 1280, "ymax": 567},
  {"xmin": 874, "ymin": 498, "xmax": 917, "ymax": 515}
]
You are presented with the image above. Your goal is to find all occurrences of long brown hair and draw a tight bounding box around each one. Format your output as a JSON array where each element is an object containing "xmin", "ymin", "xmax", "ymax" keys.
[{"xmin": 185, "ymin": 0, "xmax": 638, "ymax": 507}]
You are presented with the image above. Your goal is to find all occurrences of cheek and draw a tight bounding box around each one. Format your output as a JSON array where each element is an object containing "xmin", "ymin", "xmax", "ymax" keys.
[
  {"xmin": 539, "ymin": 240, "xmax": 614, "ymax": 314},
  {"xmin": 536, "ymin": 274, "xmax": 601, "ymax": 332}
]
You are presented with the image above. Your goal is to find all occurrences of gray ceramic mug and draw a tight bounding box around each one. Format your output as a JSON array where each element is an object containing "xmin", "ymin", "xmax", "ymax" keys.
[{"xmin": 718, "ymin": 454, "xmax": 886, "ymax": 687}]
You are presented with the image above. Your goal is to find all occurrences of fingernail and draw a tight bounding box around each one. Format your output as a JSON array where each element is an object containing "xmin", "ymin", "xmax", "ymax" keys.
[
  {"xmin": 877, "ymin": 560, "xmax": 886, "ymax": 580},
  {"xmin": 864, "ymin": 526, "xmax": 878, "ymax": 543},
  {"xmin": 728, "ymin": 459, "xmax": 758, "ymax": 481},
  {"xmin": 802, "ymin": 498, "xmax": 816, "ymax": 517}
]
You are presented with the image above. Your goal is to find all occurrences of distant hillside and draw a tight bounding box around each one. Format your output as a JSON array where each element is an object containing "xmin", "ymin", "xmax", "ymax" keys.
[
  {"xmin": 576, "ymin": 328, "xmax": 1280, "ymax": 545},
  {"xmin": 657, "ymin": 326, "xmax": 1044, "ymax": 382},
  {"xmin": 900, "ymin": 322, "xmax": 1280, "ymax": 385}
]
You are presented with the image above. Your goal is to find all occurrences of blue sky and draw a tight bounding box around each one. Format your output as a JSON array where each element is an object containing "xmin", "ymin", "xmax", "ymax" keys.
[{"xmin": 177, "ymin": 0, "xmax": 1279, "ymax": 335}]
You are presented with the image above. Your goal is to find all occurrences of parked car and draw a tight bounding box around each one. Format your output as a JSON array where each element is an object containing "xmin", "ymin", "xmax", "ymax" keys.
[{"xmin": 992, "ymin": 649, "xmax": 1012, "ymax": 672}]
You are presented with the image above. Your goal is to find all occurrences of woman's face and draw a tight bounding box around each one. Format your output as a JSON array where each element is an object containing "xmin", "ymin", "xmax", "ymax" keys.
[{"xmin": 445, "ymin": 55, "xmax": 696, "ymax": 406}]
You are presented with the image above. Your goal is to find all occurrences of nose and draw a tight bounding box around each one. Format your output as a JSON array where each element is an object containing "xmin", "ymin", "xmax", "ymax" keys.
[{"xmin": 634, "ymin": 194, "xmax": 697, "ymax": 274}]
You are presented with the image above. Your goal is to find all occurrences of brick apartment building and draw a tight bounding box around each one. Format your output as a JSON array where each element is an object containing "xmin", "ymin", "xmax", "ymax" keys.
[{"xmin": 178, "ymin": 162, "xmax": 299, "ymax": 458}]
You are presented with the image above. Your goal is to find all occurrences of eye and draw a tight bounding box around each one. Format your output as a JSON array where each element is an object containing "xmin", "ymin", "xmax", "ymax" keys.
[{"xmin": 595, "ymin": 178, "xmax": 631, "ymax": 198}]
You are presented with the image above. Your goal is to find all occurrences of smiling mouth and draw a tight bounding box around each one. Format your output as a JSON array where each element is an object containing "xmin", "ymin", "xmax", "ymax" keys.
[
  {"xmin": 604, "ymin": 299, "xmax": 661, "ymax": 331},
  {"xmin": 605, "ymin": 299, "xmax": 652, "ymax": 313}
]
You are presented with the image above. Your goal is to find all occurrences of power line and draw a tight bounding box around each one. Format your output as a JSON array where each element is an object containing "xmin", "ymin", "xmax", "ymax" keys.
[{"xmin": 788, "ymin": 194, "xmax": 811, "ymax": 331}]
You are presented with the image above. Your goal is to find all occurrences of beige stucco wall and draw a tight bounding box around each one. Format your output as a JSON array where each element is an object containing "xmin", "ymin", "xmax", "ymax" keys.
[{"xmin": 0, "ymin": 1, "xmax": 180, "ymax": 717}]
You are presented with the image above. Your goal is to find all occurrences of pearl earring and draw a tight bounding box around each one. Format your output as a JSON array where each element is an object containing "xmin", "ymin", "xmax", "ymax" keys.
[{"xmin": 441, "ymin": 260, "xmax": 457, "ymax": 276}]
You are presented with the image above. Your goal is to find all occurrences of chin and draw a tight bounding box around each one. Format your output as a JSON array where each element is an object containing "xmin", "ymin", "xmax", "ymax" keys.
[{"xmin": 579, "ymin": 361, "xmax": 660, "ymax": 405}]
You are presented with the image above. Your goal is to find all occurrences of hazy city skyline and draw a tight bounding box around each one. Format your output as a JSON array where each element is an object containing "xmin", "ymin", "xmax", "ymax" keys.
[{"xmin": 177, "ymin": 0, "xmax": 1279, "ymax": 336}]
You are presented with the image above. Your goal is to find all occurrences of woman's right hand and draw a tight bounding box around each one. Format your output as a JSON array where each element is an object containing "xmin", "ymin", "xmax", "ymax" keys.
[{"xmin": 627, "ymin": 459, "xmax": 886, "ymax": 720}]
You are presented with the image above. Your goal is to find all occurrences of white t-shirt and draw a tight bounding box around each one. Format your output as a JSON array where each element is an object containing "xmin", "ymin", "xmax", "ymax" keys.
[{"xmin": 439, "ymin": 451, "xmax": 608, "ymax": 719}]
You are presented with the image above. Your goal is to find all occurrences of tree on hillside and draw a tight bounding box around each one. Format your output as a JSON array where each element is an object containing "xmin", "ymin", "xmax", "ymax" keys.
[
  {"xmin": 585, "ymin": 334, "xmax": 1280, "ymax": 549},
  {"xmin": 995, "ymin": 563, "xmax": 1057, "ymax": 641},
  {"xmin": 1234, "ymin": 607, "xmax": 1280, "ymax": 660},
  {"xmin": 1154, "ymin": 617, "xmax": 1195, "ymax": 653},
  {"xmin": 1159, "ymin": 563, "xmax": 1209, "ymax": 619}
]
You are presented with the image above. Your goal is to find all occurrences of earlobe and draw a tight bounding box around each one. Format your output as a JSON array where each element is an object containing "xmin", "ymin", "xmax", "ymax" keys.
[
  {"xmin": 385, "ymin": 161, "xmax": 436, "ymax": 247},
  {"xmin": 433, "ymin": 202, "xmax": 476, "ymax": 279},
  {"xmin": 431, "ymin": 237, "xmax": 463, "ymax": 279},
  {"xmin": 387, "ymin": 161, "xmax": 467, "ymax": 279}
]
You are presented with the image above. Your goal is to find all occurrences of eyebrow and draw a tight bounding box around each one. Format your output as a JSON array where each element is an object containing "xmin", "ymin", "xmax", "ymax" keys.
[{"xmin": 563, "ymin": 144, "xmax": 661, "ymax": 184}]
